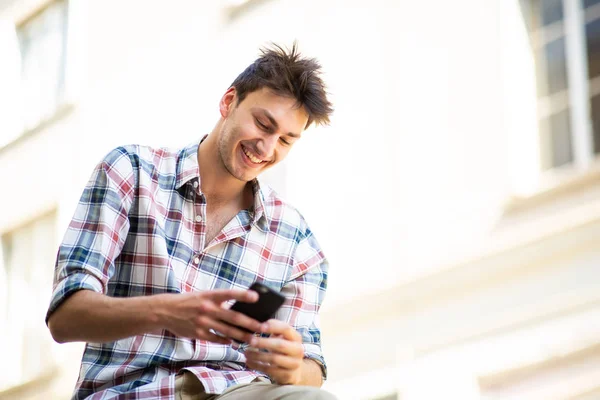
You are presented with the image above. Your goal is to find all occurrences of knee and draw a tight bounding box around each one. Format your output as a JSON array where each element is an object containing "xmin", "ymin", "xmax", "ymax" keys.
[{"xmin": 284, "ymin": 386, "xmax": 338, "ymax": 400}]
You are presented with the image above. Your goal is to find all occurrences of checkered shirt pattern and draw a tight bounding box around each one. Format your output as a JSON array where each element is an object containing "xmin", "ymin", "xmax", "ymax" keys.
[{"xmin": 46, "ymin": 140, "xmax": 329, "ymax": 399}]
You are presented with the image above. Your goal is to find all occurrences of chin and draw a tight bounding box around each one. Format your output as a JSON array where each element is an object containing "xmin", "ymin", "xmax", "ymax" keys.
[{"xmin": 230, "ymin": 167, "xmax": 256, "ymax": 183}]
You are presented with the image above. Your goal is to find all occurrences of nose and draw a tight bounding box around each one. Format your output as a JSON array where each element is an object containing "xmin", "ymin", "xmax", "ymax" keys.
[{"xmin": 256, "ymin": 135, "xmax": 278, "ymax": 160}]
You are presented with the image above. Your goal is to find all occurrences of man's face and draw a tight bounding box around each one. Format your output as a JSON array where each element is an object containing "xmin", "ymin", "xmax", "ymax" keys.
[{"xmin": 217, "ymin": 87, "xmax": 308, "ymax": 182}]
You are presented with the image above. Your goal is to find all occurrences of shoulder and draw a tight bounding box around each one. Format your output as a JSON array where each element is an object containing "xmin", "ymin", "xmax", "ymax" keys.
[
  {"xmin": 100, "ymin": 145, "xmax": 138, "ymax": 168},
  {"xmin": 100, "ymin": 144, "xmax": 180, "ymax": 175},
  {"xmin": 261, "ymin": 185, "xmax": 313, "ymax": 240},
  {"xmin": 261, "ymin": 187, "xmax": 328, "ymax": 278}
]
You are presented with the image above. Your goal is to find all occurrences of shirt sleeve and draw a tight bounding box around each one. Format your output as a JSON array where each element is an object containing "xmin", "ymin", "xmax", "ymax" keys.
[
  {"xmin": 45, "ymin": 147, "xmax": 136, "ymax": 323},
  {"xmin": 277, "ymin": 224, "xmax": 329, "ymax": 380}
]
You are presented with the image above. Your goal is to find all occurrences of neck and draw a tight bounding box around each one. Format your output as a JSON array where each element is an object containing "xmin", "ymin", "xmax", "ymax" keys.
[{"xmin": 197, "ymin": 128, "xmax": 251, "ymax": 206}]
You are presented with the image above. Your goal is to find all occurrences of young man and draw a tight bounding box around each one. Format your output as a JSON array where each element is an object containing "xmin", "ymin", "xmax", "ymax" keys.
[{"xmin": 46, "ymin": 43, "xmax": 336, "ymax": 400}]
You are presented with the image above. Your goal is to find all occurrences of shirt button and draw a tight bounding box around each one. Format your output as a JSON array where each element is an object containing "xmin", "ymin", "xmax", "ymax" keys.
[
  {"xmin": 193, "ymin": 181, "xmax": 199, "ymax": 189},
  {"xmin": 195, "ymin": 215, "xmax": 202, "ymax": 222},
  {"xmin": 193, "ymin": 257, "xmax": 200, "ymax": 265}
]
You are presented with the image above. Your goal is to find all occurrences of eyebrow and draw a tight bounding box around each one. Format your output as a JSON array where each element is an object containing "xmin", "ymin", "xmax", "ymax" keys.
[{"xmin": 255, "ymin": 109, "xmax": 301, "ymax": 138}]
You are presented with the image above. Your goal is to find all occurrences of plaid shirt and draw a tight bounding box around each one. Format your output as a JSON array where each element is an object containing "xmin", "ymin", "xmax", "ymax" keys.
[{"xmin": 46, "ymin": 139, "xmax": 328, "ymax": 399}]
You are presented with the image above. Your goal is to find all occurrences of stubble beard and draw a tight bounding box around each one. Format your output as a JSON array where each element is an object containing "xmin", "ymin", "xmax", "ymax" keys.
[{"xmin": 218, "ymin": 124, "xmax": 250, "ymax": 183}]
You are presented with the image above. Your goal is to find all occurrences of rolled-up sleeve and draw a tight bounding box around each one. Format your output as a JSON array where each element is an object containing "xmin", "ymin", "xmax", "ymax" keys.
[
  {"xmin": 46, "ymin": 147, "xmax": 136, "ymax": 323},
  {"xmin": 278, "ymin": 225, "xmax": 329, "ymax": 380}
]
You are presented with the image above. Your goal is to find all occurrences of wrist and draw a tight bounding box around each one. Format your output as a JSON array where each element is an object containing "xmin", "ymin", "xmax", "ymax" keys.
[
  {"xmin": 298, "ymin": 358, "xmax": 323, "ymax": 387},
  {"xmin": 144, "ymin": 293, "xmax": 171, "ymax": 331}
]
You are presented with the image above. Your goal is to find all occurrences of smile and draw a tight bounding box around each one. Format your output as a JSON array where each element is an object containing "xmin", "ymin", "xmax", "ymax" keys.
[{"xmin": 242, "ymin": 145, "xmax": 264, "ymax": 164}]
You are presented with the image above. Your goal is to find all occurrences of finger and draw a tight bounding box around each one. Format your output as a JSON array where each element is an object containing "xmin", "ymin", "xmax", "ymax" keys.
[
  {"xmin": 196, "ymin": 299, "xmax": 262, "ymax": 333},
  {"xmin": 213, "ymin": 307, "xmax": 263, "ymax": 333},
  {"xmin": 259, "ymin": 320, "xmax": 302, "ymax": 342},
  {"xmin": 259, "ymin": 320, "xmax": 301, "ymax": 341},
  {"xmin": 249, "ymin": 335, "xmax": 304, "ymax": 357},
  {"xmin": 199, "ymin": 330, "xmax": 233, "ymax": 345},
  {"xmin": 207, "ymin": 319, "xmax": 255, "ymax": 343},
  {"xmin": 245, "ymin": 348, "xmax": 300, "ymax": 370},
  {"xmin": 204, "ymin": 289, "xmax": 259, "ymax": 304},
  {"xmin": 244, "ymin": 360, "xmax": 294, "ymax": 384}
]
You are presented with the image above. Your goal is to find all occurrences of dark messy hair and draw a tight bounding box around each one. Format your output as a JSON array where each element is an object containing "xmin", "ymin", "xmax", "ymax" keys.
[{"xmin": 230, "ymin": 42, "xmax": 334, "ymax": 129}]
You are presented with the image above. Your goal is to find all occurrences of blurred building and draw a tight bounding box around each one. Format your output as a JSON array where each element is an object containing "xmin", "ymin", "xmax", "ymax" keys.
[{"xmin": 1, "ymin": 0, "xmax": 600, "ymax": 399}]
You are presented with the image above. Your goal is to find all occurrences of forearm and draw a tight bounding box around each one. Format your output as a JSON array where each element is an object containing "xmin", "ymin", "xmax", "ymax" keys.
[
  {"xmin": 298, "ymin": 358, "xmax": 324, "ymax": 387},
  {"xmin": 48, "ymin": 290, "xmax": 166, "ymax": 343}
]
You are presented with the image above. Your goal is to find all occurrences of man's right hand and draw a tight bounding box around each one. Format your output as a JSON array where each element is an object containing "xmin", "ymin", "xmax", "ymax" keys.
[
  {"xmin": 157, "ymin": 289, "xmax": 262, "ymax": 345},
  {"xmin": 47, "ymin": 289, "xmax": 262, "ymax": 345}
]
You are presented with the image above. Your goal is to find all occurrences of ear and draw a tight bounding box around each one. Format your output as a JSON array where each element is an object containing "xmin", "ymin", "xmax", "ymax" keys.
[{"xmin": 219, "ymin": 87, "xmax": 237, "ymax": 118}]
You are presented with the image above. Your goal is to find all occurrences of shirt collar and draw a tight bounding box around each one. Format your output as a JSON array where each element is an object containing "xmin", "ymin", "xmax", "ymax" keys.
[
  {"xmin": 249, "ymin": 179, "xmax": 270, "ymax": 230},
  {"xmin": 175, "ymin": 135, "xmax": 271, "ymax": 230},
  {"xmin": 175, "ymin": 139, "xmax": 201, "ymax": 190}
]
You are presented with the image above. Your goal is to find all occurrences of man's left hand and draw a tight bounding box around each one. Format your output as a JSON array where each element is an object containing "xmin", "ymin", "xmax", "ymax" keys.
[{"xmin": 245, "ymin": 319, "xmax": 304, "ymax": 385}]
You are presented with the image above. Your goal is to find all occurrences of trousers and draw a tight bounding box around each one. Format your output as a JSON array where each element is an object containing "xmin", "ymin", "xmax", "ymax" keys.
[{"xmin": 174, "ymin": 371, "xmax": 337, "ymax": 400}]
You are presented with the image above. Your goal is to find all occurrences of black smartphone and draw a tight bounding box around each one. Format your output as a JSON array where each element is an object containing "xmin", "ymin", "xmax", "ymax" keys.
[{"xmin": 226, "ymin": 282, "xmax": 286, "ymax": 334}]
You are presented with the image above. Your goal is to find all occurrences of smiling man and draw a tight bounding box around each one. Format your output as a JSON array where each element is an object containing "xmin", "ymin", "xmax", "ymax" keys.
[{"xmin": 45, "ymin": 43, "xmax": 335, "ymax": 399}]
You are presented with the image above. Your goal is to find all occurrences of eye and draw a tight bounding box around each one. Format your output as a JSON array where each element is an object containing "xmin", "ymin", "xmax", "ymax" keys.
[
  {"xmin": 255, "ymin": 119, "xmax": 269, "ymax": 131},
  {"xmin": 280, "ymin": 137, "xmax": 290, "ymax": 145}
]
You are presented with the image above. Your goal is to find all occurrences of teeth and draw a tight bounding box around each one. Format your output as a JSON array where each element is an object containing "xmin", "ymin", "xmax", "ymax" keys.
[{"xmin": 243, "ymin": 147, "xmax": 263, "ymax": 164}]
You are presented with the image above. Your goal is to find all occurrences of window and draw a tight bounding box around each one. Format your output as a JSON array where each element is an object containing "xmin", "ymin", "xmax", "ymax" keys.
[
  {"xmin": 0, "ymin": 0, "xmax": 68, "ymax": 148},
  {"xmin": 521, "ymin": 0, "xmax": 600, "ymax": 171},
  {"xmin": 584, "ymin": 1, "xmax": 600, "ymax": 153},
  {"xmin": 18, "ymin": 0, "xmax": 68, "ymax": 131},
  {"xmin": 0, "ymin": 212, "xmax": 58, "ymax": 389}
]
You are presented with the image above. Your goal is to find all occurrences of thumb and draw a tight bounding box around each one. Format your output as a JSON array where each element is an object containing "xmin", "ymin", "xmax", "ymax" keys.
[{"xmin": 261, "ymin": 319, "xmax": 301, "ymax": 341}]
